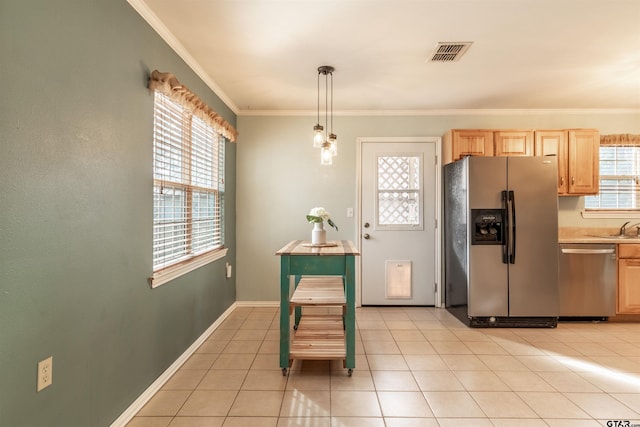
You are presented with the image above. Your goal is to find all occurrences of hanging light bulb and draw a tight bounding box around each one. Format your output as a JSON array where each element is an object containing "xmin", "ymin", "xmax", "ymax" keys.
[
  {"xmin": 328, "ymin": 133, "xmax": 337, "ymax": 156},
  {"xmin": 320, "ymin": 141, "xmax": 333, "ymax": 165},
  {"xmin": 312, "ymin": 68, "xmax": 325, "ymax": 148},
  {"xmin": 313, "ymin": 124, "xmax": 324, "ymax": 147}
]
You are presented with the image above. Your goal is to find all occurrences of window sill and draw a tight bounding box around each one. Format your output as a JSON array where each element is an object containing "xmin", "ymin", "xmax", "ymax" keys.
[
  {"xmin": 150, "ymin": 248, "xmax": 228, "ymax": 288},
  {"xmin": 581, "ymin": 210, "xmax": 640, "ymax": 219}
]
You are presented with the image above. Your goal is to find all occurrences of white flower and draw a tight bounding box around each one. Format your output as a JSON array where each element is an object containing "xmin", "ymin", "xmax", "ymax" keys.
[
  {"xmin": 309, "ymin": 207, "xmax": 330, "ymax": 221},
  {"xmin": 306, "ymin": 207, "xmax": 338, "ymax": 231}
]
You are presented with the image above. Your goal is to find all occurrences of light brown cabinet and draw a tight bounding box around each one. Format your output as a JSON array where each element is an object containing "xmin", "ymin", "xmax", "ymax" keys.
[
  {"xmin": 494, "ymin": 130, "xmax": 534, "ymax": 157},
  {"xmin": 444, "ymin": 130, "xmax": 494, "ymax": 162},
  {"xmin": 444, "ymin": 129, "xmax": 534, "ymax": 163},
  {"xmin": 618, "ymin": 244, "xmax": 640, "ymax": 314},
  {"xmin": 568, "ymin": 129, "xmax": 600, "ymax": 195},
  {"xmin": 444, "ymin": 128, "xmax": 599, "ymax": 195},
  {"xmin": 534, "ymin": 129, "xmax": 599, "ymax": 195},
  {"xmin": 534, "ymin": 130, "xmax": 567, "ymax": 193}
]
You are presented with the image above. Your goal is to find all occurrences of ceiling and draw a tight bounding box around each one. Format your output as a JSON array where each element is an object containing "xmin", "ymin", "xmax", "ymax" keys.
[{"xmin": 131, "ymin": 0, "xmax": 640, "ymax": 115}]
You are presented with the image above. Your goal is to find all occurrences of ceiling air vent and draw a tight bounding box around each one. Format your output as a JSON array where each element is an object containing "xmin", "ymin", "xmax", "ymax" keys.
[{"xmin": 429, "ymin": 42, "xmax": 473, "ymax": 62}]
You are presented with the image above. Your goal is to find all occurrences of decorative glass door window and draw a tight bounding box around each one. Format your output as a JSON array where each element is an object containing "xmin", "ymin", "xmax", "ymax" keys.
[{"xmin": 375, "ymin": 154, "xmax": 423, "ymax": 230}]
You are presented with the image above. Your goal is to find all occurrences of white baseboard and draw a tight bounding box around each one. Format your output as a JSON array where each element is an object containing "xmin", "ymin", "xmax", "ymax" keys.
[
  {"xmin": 110, "ymin": 302, "xmax": 238, "ymax": 427},
  {"xmin": 235, "ymin": 300, "xmax": 279, "ymax": 308}
]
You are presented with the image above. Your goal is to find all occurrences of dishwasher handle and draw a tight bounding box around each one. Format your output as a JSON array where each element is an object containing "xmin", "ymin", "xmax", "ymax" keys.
[{"xmin": 561, "ymin": 248, "xmax": 615, "ymax": 254}]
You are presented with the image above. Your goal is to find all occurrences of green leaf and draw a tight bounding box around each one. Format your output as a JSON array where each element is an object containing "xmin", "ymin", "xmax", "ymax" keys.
[{"xmin": 306, "ymin": 215, "xmax": 321, "ymax": 223}]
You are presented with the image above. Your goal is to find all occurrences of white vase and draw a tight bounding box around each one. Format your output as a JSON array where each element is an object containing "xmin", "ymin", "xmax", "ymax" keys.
[{"xmin": 311, "ymin": 222, "xmax": 326, "ymax": 245}]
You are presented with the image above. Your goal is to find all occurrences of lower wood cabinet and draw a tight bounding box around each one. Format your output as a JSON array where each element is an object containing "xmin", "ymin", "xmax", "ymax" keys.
[{"xmin": 618, "ymin": 244, "xmax": 640, "ymax": 314}]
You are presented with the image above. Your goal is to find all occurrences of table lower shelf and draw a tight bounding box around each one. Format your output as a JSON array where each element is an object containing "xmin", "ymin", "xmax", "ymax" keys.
[{"xmin": 290, "ymin": 314, "xmax": 345, "ymax": 360}]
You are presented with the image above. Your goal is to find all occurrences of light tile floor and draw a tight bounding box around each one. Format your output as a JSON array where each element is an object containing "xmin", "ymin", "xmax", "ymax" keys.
[{"xmin": 127, "ymin": 306, "xmax": 640, "ymax": 427}]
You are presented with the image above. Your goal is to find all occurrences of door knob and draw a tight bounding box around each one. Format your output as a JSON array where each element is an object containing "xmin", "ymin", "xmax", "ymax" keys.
[
  {"xmin": 364, "ymin": 222, "xmax": 370, "ymax": 228},
  {"xmin": 363, "ymin": 233, "xmax": 370, "ymax": 239}
]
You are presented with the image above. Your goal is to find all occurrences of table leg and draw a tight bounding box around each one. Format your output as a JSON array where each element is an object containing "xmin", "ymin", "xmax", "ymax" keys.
[
  {"xmin": 344, "ymin": 255, "xmax": 356, "ymax": 370},
  {"xmin": 279, "ymin": 256, "xmax": 290, "ymax": 372},
  {"xmin": 294, "ymin": 275, "xmax": 302, "ymax": 328}
]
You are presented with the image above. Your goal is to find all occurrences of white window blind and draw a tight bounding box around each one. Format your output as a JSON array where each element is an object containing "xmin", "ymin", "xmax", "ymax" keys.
[
  {"xmin": 152, "ymin": 92, "xmax": 225, "ymax": 272},
  {"xmin": 585, "ymin": 140, "xmax": 640, "ymax": 211}
]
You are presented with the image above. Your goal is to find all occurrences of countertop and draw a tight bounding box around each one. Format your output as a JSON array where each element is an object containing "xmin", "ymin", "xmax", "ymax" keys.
[
  {"xmin": 559, "ymin": 227, "xmax": 640, "ymax": 244},
  {"xmin": 275, "ymin": 240, "xmax": 360, "ymax": 256}
]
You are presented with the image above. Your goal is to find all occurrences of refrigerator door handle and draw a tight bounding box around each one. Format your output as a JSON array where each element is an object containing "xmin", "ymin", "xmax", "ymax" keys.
[
  {"xmin": 501, "ymin": 190, "xmax": 509, "ymax": 264},
  {"xmin": 509, "ymin": 190, "xmax": 516, "ymax": 264}
]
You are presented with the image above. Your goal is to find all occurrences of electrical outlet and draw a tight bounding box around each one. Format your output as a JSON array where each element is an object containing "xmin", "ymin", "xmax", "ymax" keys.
[{"xmin": 37, "ymin": 356, "xmax": 53, "ymax": 392}]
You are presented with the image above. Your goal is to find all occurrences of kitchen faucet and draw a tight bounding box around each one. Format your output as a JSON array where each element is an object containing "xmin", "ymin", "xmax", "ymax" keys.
[
  {"xmin": 619, "ymin": 221, "xmax": 640, "ymax": 236},
  {"xmin": 619, "ymin": 221, "xmax": 630, "ymax": 236}
]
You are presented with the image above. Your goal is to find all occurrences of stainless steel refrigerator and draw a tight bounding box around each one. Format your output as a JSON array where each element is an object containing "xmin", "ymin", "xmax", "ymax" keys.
[{"xmin": 444, "ymin": 156, "xmax": 559, "ymax": 327}]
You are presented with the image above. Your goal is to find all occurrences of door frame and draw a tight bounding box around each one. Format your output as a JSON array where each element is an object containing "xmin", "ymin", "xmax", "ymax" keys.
[{"xmin": 356, "ymin": 136, "xmax": 442, "ymax": 308}]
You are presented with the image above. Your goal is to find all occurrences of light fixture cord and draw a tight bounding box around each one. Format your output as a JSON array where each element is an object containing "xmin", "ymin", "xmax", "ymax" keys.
[
  {"xmin": 324, "ymin": 71, "xmax": 329, "ymax": 140},
  {"xmin": 317, "ymin": 70, "xmax": 320, "ymax": 124},
  {"xmin": 330, "ymin": 71, "xmax": 334, "ymax": 133}
]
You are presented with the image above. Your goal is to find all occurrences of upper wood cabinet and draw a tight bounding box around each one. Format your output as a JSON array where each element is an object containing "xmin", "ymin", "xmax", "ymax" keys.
[
  {"xmin": 494, "ymin": 131, "xmax": 534, "ymax": 157},
  {"xmin": 534, "ymin": 130, "xmax": 568, "ymax": 193},
  {"xmin": 443, "ymin": 129, "xmax": 533, "ymax": 163},
  {"xmin": 444, "ymin": 128, "xmax": 600, "ymax": 196},
  {"xmin": 568, "ymin": 129, "xmax": 599, "ymax": 195},
  {"xmin": 444, "ymin": 130, "xmax": 494, "ymax": 163},
  {"xmin": 534, "ymin": 129, "xmax": 599, "ymax": 195}
]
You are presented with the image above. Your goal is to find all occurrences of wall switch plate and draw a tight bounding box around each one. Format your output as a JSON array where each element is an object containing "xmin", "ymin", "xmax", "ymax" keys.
[
  {"xmin": 37, "ymin": 356, "xmax": 53, "ymax": 392},
  {"xmin": 225, "ymin": 262, "xmax": 232, "ymax": 278},
  {"xmin": 347, "ymin": 208, "xmax": 354, "ymax": 218}
]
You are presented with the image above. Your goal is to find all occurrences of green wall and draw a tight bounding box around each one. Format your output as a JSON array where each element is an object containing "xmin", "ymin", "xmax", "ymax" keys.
[
  {"xmin": 0, "ymin": 1, "xmax": 237, "ymax": 426},
  {"xmin": 236, "ymin": 113, "xmax": 640, "ymax": 303}
]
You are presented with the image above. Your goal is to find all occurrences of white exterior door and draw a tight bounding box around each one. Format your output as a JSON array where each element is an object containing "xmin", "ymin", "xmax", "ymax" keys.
[{"xmin": 359, "ymin": 138, "xmax": 440, "ymax": 306}]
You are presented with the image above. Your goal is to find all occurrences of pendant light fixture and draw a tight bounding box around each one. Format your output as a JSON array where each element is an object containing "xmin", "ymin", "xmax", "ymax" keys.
[{"xmin": 313, "ymin": 65, "xmax": 337, "ymax": 165}]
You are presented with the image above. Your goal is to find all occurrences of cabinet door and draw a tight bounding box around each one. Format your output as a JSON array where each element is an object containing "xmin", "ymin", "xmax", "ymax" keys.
[
  {"xmin": 494, "ymin": 131, "xmax": 533, "ymax": 157},
  {"xmin": 535, "ymin": 130, "xmax": 567, "ymax": 194},
  {"xmin": 452, "ymin": 130, "xmax": 494, "ymax": 161},
  {"xmin": 567, "ymin": 129, "xmax": 599, "ymax": 195},
  {"xmin": 618, "ymin": 258, "xmax": 640, "ymax": 314}
]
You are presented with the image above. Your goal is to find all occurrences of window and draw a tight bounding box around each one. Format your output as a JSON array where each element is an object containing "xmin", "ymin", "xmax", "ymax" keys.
[
  {"xmin": 148, "ymin": 71, "xmax": 237, "ymax": 287},
  {"xmin": 376, "ymin": 154, "xmax": 423, "ymax": 229},
  {"xmin": 584, "ymin": 134, "xmax": 640, "ymax": 212},
  {"xmin": 152, "ymin": 92, "xmax": 226, "ymax": 282}
]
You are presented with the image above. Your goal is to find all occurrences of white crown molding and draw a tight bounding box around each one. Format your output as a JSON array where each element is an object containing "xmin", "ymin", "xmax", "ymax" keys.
[
  {"xmin": 238, "ymin": 108, "xmax": 640, "ymax": 117},
  {"xmin": 127, "ymin": 0, "xmax": 239, "ymax": 115}
]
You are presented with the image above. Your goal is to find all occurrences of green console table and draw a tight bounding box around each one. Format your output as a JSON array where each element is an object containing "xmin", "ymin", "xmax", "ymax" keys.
[{"xmin": 276, "ymin": 240, "xmax": 359, "ymax": 375}]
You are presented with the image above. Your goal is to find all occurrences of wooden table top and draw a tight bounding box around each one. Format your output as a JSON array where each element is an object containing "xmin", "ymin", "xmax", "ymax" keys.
[{"xmin": 276, "ymin": 240, "xmax": 360, "ymax": 256}]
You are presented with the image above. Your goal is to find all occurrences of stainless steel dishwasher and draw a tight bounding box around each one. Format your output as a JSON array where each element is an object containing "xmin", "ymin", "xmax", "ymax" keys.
[{"xmin": 558, "ymin": 243, "xmax": 617, "ymax": 319}]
